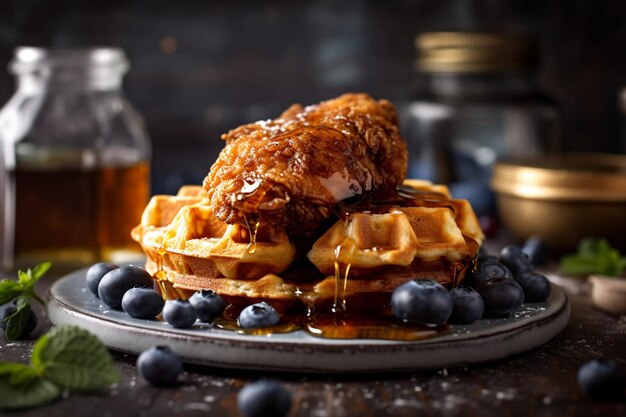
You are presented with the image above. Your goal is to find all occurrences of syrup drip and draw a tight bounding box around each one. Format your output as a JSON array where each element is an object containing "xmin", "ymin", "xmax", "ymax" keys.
[
  {"xmin": 235, "ymin": 175, "xmax": 265, "ymax": 255},
  {"xmin": 455, "ymin": 235, "xmax": 480, "ymax": 287},
  {"xmin": 332, "ymin": 244, "xmax": 350, "ymax": 320},
  {"xmin": 241, "ymin": 212, "xmax": 261, "ymax": 254},
  {"xmin": 154, "ymin": 228, "xmax": 177, "ymax": 299},
  {"xmin": 449, "ymin": 263, "xmax": 461, "ymax": 288}
]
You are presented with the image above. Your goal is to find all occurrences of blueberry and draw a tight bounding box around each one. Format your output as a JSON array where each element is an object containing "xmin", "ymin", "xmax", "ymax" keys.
[
  {"xmin": 499, "ymin": 245, "xmax": 532, "ymax": 277},
  {"xmin": 391, "ymin": 279, "xmax": 453, "ymax": 325},
  {"xmin": 522, "ymin": 236, "xmax": 548, "ymax": 266},
  {"xmin": 515, "ymin": 272, "xmax": 551, "ymax": 303},
  {"xmin": 97, "ymin": 265, "xmax": 153, "ymax": 309},
  {"xmin": 237, "ymin": 380, "xmax": 292, "ymax": 417},
  {"xmin": 137, "ymin": 346, "xmax": 183, "ymax": 386},
  {"xmin": 163, "ymin": 299, "xmax": 197, "ymax": 328},
  {"xmin": 189, "ymin": 290, "xmax": 226, "ymax": 322},
  {"xmin": 449, "ymin": 286, "xmax": 484, "ymax": 324},
  {"xmin": 0, "ymin": 302, "xmax": 37, "ymax": 338},
  {"xmin": 476, "ymin": 277, "xmax": 524, "ymax": 317},
  {"xmin": 86, "ymin": 262, "xmax": 118, "ymax": 297},
  {"xmin": 466, "ymin": 255, "xmax": 501, "ymax": 285},
  {"xmin": 238, "ymin": 302, "xmax": 280, "ymax": 329},
  {"xmin": 472, "ymin": 258, "xmax": 514, "ymax": 284},
  {"xmin": 577, "ymin": 359, "xmax": 626, "ymax": 401},
  {"xmin": 122, "ymin": 287, "xmax": 165, "ymax": 319}
]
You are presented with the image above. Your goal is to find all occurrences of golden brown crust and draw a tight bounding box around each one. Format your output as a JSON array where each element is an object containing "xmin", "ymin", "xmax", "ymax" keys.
[{"xmin": 203, "ymin": 93, "xmax": 408, "ymax": 236}]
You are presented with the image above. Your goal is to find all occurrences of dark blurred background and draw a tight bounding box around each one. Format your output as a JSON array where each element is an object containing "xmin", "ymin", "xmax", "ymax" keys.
[{"xmin": 1, "ymin": 0, "xmax": 625, "ymax": 193}]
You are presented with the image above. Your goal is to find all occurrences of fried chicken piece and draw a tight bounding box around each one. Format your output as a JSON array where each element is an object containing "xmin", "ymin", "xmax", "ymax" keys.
[{"xmin": 203, "ymin": 93, "xmax": 408, "ymax": 236}]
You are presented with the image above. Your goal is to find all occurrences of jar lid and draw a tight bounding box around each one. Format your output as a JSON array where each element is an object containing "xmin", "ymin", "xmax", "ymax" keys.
[
  {"xmin": 415, "ymin": 32, "xmax": 537, "ymax": 73},
  {"xmin": 491, "ymin": 153, "xmax": 626, "ymax": 201},
  {"xmin": 10, "ymin": 47, "xmax": 129, "ymax": 74}
]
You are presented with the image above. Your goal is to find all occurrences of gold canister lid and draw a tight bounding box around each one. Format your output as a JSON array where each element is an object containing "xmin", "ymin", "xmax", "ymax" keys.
[
  {"xmin": 491, "ymin": 153, "xmax": 626, "ymax": 201},
  {"xmin": 415, "ymin": 32, "xmax": 536, "ymax": 73}
]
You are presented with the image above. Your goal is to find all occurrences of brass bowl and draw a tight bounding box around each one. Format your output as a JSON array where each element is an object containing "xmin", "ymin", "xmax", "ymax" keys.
[{"xmin": 491, "ymin": 153, "xmax": 626, "ymax": 252}]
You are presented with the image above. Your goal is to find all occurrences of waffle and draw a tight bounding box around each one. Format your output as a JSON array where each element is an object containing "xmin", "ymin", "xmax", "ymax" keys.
[
  {"xmin": 132, "ymin": 180, "xmax": 483, "ymax": 314},
  {"xmin": 305, "ymin": 182, "xmax": 483, "ymax": 309},
  {"xmin": 131, "ymin": 185, "xmax": 297, "ymax": 303}
]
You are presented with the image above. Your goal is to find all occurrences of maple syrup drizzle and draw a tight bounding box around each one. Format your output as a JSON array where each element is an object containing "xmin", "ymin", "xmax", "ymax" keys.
[
  {"xmin": 235, "ymin": 175, "xmax": 265, "ymax": 255},
  {"xmin": 332, "ymin": 244, "xmax": 350, "ymax": 319},
  {"xmin": 154, "ymin": 228, "xmax": 177, "ymax": 299},
  {"xmin": 454, "ymin": 235, "xmax": 480, "ymax": 287},
  {"xmin": 241, "ymin": 212, "xmax": 261, "ymax": 254}
]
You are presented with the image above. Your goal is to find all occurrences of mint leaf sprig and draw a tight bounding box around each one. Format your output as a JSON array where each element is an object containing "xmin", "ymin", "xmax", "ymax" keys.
[
  {"xmin": 560, "ymin": 238, "xmax": 626, "ymax": 277},
  {"xmin": 0, "ymin": 326, "xmax": 120, "ymax": 410},
  {"xmin": 0, "ymin": 262, "xmax": 50, "ymax": 340}
]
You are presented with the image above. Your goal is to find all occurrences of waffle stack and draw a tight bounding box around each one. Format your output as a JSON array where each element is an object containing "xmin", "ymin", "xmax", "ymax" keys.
[{"xmin": 131, "ymin": 180, "xmax": 483, "ymax": 314}]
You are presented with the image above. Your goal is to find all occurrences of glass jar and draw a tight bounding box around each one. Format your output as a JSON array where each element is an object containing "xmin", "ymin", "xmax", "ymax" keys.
[
  {"xmin": 401, "ymin": 32, "xmax": 561, "ymax": 216},
  {"xmin": 0, "ymin": 47, "xmax": 151, "ymax": 271}
]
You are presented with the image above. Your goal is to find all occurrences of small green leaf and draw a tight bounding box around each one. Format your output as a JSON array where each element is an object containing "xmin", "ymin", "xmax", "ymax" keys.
[
  {"xmin": 560, "ymin": 238, "xmax": 626, "ymax": 277},
  {"xmin": 31, "ymin": 262, "xmax": 51, "ymax": 282},
  {"xmin": 4, "ymin": 295, "xmax": 32, "ymax": 341},
  {"xmin": 0, "ymin": 280, "xmax": 25, "ymax": 305},
  {"xmin": 17, "ymin": 262, "xmax": 51, "ymax": 289},
  {"xmin": 0, "ymin": 371, "xmax": 61, "ymax": 410},
  {"xmin": 32, "ymin": 326, "xmax": 120, "ymax": 391},
  {"xmin": 0, "ymin": 262, "xmax": 50, "ymax": 309},
  {"xmin": 18, "ymin": 269, "xmax": 30, "ymax": 286}
]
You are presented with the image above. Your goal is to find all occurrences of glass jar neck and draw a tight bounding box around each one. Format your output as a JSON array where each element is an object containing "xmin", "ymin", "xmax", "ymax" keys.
[
  {"xmin": 10, "ymin": 47, "xmax": 129, "ymax": 95},
  {"xmin": 418, "ymin": 70, "xmax": 536, "ymax": 99},
  {"xmin": 16, "ymin": 68, "xmax": 123, "ymax": 94}
]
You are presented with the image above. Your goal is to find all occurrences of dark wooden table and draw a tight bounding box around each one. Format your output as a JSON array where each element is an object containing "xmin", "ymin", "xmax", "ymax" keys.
[{"xmin": 1, "ymin": 268, "xmax": 625, "ymax": 417}]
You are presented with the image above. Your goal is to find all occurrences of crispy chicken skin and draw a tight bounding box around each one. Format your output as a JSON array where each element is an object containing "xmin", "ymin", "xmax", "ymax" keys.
[{"xmin": 203, "ymin": 93, "xmax": 408, "ymax": 235}]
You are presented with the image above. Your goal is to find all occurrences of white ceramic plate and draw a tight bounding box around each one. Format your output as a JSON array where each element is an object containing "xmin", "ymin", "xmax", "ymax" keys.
[{"xmin": 46, "ymin": 268, "xmax": 570, "ymax": 373}]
